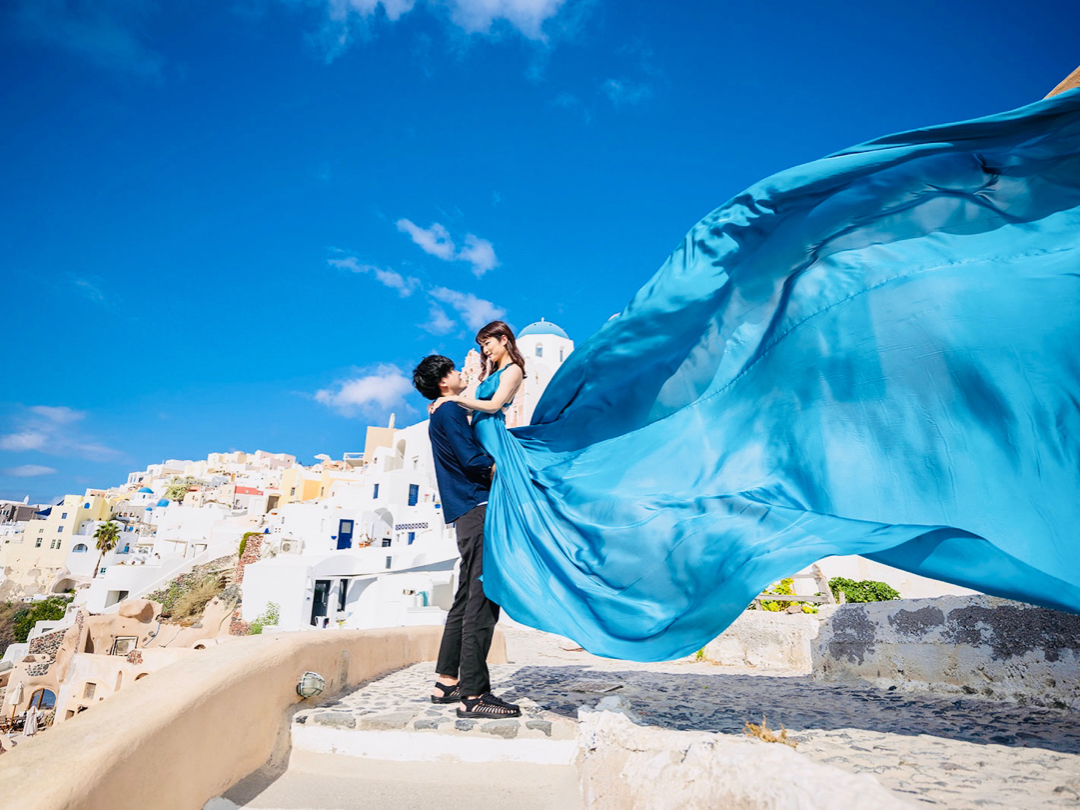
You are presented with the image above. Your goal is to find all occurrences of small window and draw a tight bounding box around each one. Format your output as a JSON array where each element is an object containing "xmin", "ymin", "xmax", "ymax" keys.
[
  {"xmin": 84, "ymin": 503, "xmax": 90, "ymax": 509},
  {"xmin": 99, "ymin": 568, "xmax": 106, "ymax": 575},
  {"xmin": 373, "ymin": 484, "xmax": 379, "ymax": 499},
  {"xmin": 338, "ymin": 579, "xmax": 348, "ymax": 611},
  {"xmin": 35, "ymin": 539, "xmax": 42, "ymax": 548},
  {"xmin": 83, "ymin": 682, "xmax": 96, "ymax": 699},
  {"xmin": 290, "ymin": 487, "xmax": 296, "ymax": 496},
  {"xmin": 560, "ymin": 349, "xmax": 565, "ymax": 362},
  {"xmin": 110, "ymin": 637, "xmax": 137, "ymax": 656},
  {"xmin": 57, "ymin": 526, "xmax": 63, "ymax": 532},
  {"xmin": 385, "ymin": 556, "xmax": 392, "ymax": 569},
  {"xmin": 73, "ymin": 544, "xmax": 88, "ymax": 553},
  {"xmin": 61, "ymin": 512, "xmax": 68, "ymax": 520},
  {"xmin": 381, "ymin": 538, "xmax": 392, "ymax": 548},
  {"xmin": 29, "ymin": 688, "xmax": 56, "ymax": 710},
  {"xmin": 408, "ymin": 485, "xmax": 419, "ymax": 506},
  {"xmin": 536, "ymin": 345, "xmax": 543, "ymax": 357},
  {"xmin": 407, "ymin": 532, "xmax": 415, "ymax": 545}
]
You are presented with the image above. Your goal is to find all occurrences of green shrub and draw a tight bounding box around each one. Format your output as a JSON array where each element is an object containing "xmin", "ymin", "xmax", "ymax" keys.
[
  {"xmin": 759, "ymin": 577, "xmax": 795, "ymax": 611},
  {"xmin": 13, "ymin": 597, "xmax": 69, "ymax": 643},
  {"xmin": 248, "ymin": 601, "xmax": 280, "ymax": 635},
  {"xmin": 238, "ymin": 531, "xmax": 260, "ymax": 560},
  {"xmin": 828, "ymin": 577, "xmax": 900, "ymax": 603}
]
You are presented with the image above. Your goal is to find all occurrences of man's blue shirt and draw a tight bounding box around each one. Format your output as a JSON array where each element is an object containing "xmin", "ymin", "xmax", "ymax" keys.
[{"xmin": 428, "ymin": 404, "xmax": 493, "ymax": 524}]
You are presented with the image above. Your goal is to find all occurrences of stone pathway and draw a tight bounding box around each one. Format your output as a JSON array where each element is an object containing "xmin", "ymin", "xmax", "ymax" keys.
[{"xmin": 297, "ymin": 623, "xmax": 1080, "ymax": 808}]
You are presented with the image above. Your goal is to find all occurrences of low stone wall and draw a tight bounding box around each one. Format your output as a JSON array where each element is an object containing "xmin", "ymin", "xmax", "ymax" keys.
[
  {"xmin": 697, "ymin": 610, "xmax": 825, "ymax": 671},
  {"xmin": 0, "ymin": 627, "xmax": 507, "ymax": 810},
  {"xmin": 27, "ymin": 625, "xmax": 67, "ymax": 659},
  {"xmin": 813, "ymin": 595, "xmax": 1080, "ymax": 710},
  {"xmin": 576, "ymin": 710, "xmax": 911, "ymax": 809}
]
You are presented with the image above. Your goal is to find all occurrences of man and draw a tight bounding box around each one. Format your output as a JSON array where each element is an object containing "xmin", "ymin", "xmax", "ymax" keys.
[{"xmin": 412, "ymin": 355, "xmax": 521, "ymax": 719}]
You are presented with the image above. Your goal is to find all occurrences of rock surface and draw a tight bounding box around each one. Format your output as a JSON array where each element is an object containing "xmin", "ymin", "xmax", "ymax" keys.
[{"xmin": 299, "ymin": 620, "xmax": 1080, "ymax": 809}]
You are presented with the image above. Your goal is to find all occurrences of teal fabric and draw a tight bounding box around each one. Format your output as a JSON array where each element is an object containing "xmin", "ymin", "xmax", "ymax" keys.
[{"xmin": 474, "ymin": 90, "xmax": 1080, "ymax": 662}]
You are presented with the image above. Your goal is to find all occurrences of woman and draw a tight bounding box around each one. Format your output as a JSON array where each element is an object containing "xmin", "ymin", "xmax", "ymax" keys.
[
  {"xmin": 440, "ymin": 89, "xmax": 1080, "ymax": 663},
  {"xmin": 429, "ymin": 320, "xmax": 526, "ymax": 424}
]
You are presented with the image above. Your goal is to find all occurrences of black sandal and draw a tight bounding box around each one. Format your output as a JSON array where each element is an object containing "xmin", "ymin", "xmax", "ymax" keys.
[
  {"xmin": 456, "ymin": 693, "xmax": 522, "ymax": 718},
  {"xmin": 430, "ymin": 681, "xmax": 461, "ymax": 704}
]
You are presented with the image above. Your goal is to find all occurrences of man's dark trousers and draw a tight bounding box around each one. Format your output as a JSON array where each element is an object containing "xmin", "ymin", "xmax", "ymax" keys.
[{"xmin": 435, "ymin": 503, "xmax": 499, "ymax": 697}]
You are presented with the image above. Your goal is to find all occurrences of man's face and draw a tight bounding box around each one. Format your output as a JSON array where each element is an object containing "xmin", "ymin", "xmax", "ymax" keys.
[{"xmin": 439, "ymin": 368, "xmax": 467, "ymax": 396}]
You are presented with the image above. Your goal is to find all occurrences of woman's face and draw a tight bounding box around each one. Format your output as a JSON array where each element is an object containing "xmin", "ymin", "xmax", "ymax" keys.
[{"xmin": 479, "ymin": 334, "xmax": 509, "ymax": 364}]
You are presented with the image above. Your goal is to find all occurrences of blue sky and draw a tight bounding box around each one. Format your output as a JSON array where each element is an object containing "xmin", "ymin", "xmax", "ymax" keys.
[{"xmin": 1, "ymin": 0, "xmax": 1076, "ymax": 504}]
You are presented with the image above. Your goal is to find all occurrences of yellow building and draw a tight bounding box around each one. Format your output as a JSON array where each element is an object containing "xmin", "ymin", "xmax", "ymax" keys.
[
  {"xmin": 277, "ymin": 468, "xmax": 322, "ymax": 507},
  {"xmin": 0, "ymin": 491, "xmax": 116, "ymax": 599}
]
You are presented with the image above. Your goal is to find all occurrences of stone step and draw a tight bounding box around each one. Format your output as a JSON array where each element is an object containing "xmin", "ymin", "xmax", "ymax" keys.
[
  {"xmin": 293, "ymin": 723, "xmax": 578, "ymax": 766},
  {"xmin": 212, "ymin": 751, "xmax": 583, "ymax": 809},
  {"xmin": 291, "ymin": 663, "xmax": 581, "ymax": 765}
]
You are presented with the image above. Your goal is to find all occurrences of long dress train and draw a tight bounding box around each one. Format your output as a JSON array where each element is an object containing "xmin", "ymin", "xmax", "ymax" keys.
[{"xmin": 473, "ymin": 89, "xmax": 1080, "ymax": 662}]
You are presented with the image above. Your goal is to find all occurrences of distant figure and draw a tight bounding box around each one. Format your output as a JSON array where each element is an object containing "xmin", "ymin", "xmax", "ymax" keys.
[{"xmin": 412, "ymin": 353, "xmax": 521, "ymax": 719}]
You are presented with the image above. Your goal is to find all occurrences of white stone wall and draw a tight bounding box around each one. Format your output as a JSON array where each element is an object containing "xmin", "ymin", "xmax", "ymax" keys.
[{"xmin": 576, "ymin": 710, "xmax": 910, "ymax": 810}]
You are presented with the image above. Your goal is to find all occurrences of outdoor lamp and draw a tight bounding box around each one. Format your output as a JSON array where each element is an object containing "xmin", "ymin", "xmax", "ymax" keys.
[{"xmin": 296, "ymin": 671, "xmax": 325, "ymax": 699}]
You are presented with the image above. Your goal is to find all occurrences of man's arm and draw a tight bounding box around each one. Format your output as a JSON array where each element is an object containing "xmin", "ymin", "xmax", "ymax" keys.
[{"xmin": 433, "ymin": 405, "xmax": 494, "ymax": 484}]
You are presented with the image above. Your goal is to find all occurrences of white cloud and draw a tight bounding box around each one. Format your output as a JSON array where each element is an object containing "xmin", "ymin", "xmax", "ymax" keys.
[
  {"xmin": 457, "ymin": 234, "xmax": 499, "ymax": 278},
  {"xmin": 430, "ymin": 287, "xmax": 505, "ymax": 331},
  {"xmin": 72, "ymin": 276, "xmax": 107, "ymax": 304},
  {"xmin": 3, "ymin": 465, "xmax": 57, "ymax": 478},
  {"xmin": 328, "ymin": 255, "xmax": 421, "ymax": 297},
  {"xmin": 315, "ymin": 365, "xmax": 414, "ymax": 418},
  {"xmin": 423, "ymin": 304, "xmax": 457, "ymax": 335},
  {"xmin": 444, "ymin": 0, "xmax": 567, "ymax": 39},
  {"xmin": 601, "ymin": 78, "xmax": 652, "ymax": 107},
  {"xmin": 0, "ymin": 405, "xmax": 124, "ymax": 462},
  {"xmin": 396, "ymin": 219, "xmax": 500, "ymax": 277},
  {"xmin": 327, "ymin": 0, "xmax": 417, "ymax": 23},
  {"xmin": 29, "ymin": 406, "xmax": 84, "ymax": 425},
  {"xmin": 0, "ymin": 432, "xmax": 48, "ymax": 452},
  {"xmin": 298, "ymin": 0, "xmax": 569, "ymax": 58},
  {"xmin": 13, "ymin": 0, "xmax": 165, "ymax": 80},
  {"xmin": 396, "ymin": 219, "xmax": 456, "ymax": 261}
]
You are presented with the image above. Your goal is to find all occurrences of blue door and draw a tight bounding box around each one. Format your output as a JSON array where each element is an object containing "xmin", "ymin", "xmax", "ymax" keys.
[{"xmin": 337, "ymin": 519, "xmax": 353, "ymax": 550}]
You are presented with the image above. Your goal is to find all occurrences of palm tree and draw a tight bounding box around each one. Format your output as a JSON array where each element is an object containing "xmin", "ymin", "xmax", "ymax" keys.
[{"xmin": 92, "ymin": 521, "xmax": 120, "ymax": 579}]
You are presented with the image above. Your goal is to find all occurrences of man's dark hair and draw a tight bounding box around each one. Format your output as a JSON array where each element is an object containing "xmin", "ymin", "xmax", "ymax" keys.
[{"xmin": 413, "ymin": 355, "xmax": 455, "ymax": 400}]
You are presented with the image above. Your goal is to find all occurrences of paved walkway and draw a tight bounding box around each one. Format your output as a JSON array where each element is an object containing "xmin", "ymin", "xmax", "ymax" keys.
[
  {"xmin": 291, "ymin": 622, "xmax": 1080, "ymax": 809},
  {"xmin": 215, "ymin": 753, "xmax": 581, "ymax": 810}
]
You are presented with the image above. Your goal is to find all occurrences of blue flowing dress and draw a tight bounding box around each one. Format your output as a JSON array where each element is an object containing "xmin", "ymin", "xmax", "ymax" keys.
[{"xmin": 473, "ymin": 90, "xmax": 1080, "ymax": 662}]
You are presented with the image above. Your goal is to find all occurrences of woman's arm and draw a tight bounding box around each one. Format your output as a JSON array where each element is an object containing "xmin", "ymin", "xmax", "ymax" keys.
[{"xmin": 430, "ymin": 364, "xmax": 523, "ymax": 414}]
